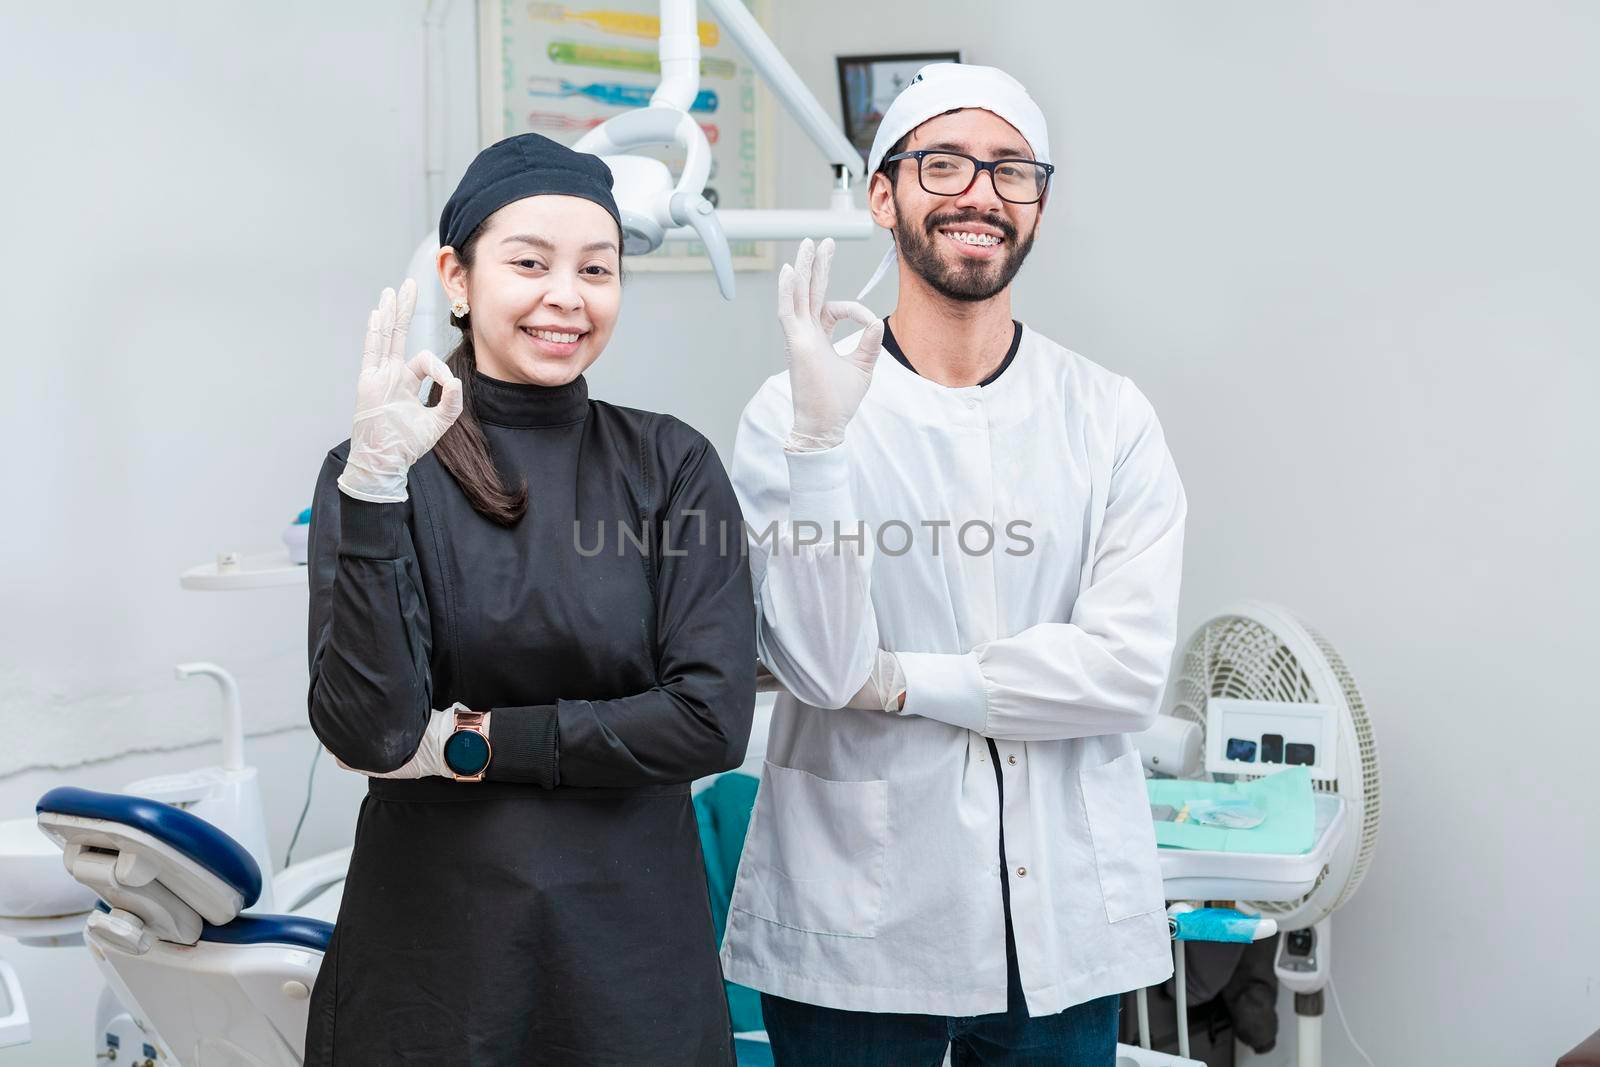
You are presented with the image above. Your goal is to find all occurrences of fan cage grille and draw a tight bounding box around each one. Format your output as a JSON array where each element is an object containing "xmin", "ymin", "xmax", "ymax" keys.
[
  {"xmin": 1301, "ymin": 620, "xmax": 1380, "ymax": 913},
  {"xmin": 1166, "ymin": 610, "xmax": 1380, "ymax": 925}
]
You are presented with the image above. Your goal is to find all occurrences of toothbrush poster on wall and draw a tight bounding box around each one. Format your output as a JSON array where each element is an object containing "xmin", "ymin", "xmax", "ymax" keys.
[{"xmin": 478, "ymin": 0, "xmax": 775, "ymax": 272}]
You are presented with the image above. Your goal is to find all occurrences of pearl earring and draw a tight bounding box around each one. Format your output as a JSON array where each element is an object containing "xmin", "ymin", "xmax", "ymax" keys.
[{"xmin": 451, "ymin": 298, "xmax": 470, "ymax": 317}]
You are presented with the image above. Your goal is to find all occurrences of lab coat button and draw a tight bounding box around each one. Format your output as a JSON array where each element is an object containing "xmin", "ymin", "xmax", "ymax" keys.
[
  {"xmin": 1007, "ymin": 754, "xmax": 1017, "ymax": 765},
  {"xmin": 1017, "ymin": 866, "xmax": 1028, "ymax": 877},
  {"xmin": 282, "ymin": 980, "xmax": 310, "ymax": 1000}
]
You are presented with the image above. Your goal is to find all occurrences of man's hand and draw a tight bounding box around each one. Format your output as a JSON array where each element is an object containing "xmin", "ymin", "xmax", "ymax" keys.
[
  {"xmin": 845, "ymin": 650, "xmax": 907, "ymax": 713},
  {"xmin": 778, "ymin": 238, "xmax": 885, "ymax": 452}
]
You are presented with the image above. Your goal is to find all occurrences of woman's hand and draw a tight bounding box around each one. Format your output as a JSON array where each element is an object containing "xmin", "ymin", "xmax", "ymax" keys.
[
  {"xmin": 337, "ymin": 279, "xmax": 465, "ymax": 503},
  {"xmin": 778, "ymin": 238, "xmax": 885, "ymax": 453},
  {"xmin": 336, "ymin": 705, "xmax": 485, "ymax": 779}
]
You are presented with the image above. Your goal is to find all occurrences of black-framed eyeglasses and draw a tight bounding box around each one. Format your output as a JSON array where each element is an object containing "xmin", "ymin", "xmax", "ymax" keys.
[{"xmin": 882, "ymin": 150, "xmax": 1054, "ymax": 205}]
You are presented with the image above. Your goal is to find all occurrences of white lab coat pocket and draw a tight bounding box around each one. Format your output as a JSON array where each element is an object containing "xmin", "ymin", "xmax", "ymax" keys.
[
  {"xmin": 730, "ymin": 761, "xmax": 888, "ymax": 938},
  {"xmin": 1079, "ymin": 749, "xmax": 1165, "ymax": 923}
]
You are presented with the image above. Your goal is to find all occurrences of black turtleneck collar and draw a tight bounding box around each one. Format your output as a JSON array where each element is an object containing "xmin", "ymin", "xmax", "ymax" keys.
[
  {"xmin": 471, "ymin": 369, "xmax": 590, "ymax": 428},
  {"xmin": 881, "ymin": 318, "xmax": 1022, "ymax": 387}
]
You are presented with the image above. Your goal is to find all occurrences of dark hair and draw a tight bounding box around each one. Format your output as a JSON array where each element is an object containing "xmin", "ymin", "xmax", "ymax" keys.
[
  {"xmin": 430, "ymin": 215, "xmax": 626, "ymax": 526},
  {"xmin": 877, "ymin": 131, "xmax": 913, "ymax": 182},
  {"xmin": 430, "ymin": 218, "xmax": 530, "ymax": 527}
]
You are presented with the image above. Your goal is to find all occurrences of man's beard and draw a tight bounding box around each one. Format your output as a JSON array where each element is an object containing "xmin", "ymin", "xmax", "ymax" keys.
[{"xmin": 894, "ymin": 203, "xmax": 1037, "ymax": 303}]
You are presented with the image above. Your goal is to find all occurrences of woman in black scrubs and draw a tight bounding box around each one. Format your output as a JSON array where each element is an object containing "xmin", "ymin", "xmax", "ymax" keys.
[{"xmin": 304, "ymin": 134, "xmax": 755, "ymax": 1065}]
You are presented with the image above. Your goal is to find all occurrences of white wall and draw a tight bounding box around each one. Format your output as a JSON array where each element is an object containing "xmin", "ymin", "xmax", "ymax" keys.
[
  {"xmin": 0, "ymin": 4, "xmax": 449, "ymax": 1061},
  {"xmin": 0, "ymin": 0, "xmax": 782, "ymax": 778},
  {"xmin": 1, "ymin": 2, "xmax": 437, "ymax": 772},
  {"xmin": 3, "ymin": 2, "xmax": 1597, "ymax": 1065},
  {"xmin": 777, "ymin": 3, "xmax": 1600, "ymax": 1065},
  {"xmin": 0, "ymin": 3, "xmax": 780, "ymax": 1060}
]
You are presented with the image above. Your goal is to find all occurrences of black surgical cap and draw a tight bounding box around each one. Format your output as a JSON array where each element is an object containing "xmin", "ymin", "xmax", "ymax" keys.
[{"xmin": 437, "ymin": 133, "xmax": 622, "ymax": 250}]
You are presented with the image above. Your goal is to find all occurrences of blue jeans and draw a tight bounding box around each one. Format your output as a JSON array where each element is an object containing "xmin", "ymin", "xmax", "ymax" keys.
[{"xmin": 760, "ymin": 922, "xmax": 1119, "ymax": 1067}]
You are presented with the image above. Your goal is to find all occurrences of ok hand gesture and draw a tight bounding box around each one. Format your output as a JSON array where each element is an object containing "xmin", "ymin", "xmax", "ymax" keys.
[
  {"xmin": 777, "ymin": 238, "xmax": 885, "ymax": 452},
  {"xmin": 337, "ymin": 279, "xmax": 464, "ymax": 504}
]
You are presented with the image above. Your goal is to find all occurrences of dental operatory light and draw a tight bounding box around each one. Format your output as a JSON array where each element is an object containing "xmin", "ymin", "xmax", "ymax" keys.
[
  {"xmin": 575, "ymin": 105, "xmax": 735, "ymax": 294},
  {"xmin": 577, "ymin": 0, "xmax": 875, "ymax": 299},
  {"xmin": 405, "ymin": 0, "xmax": 878, "ymax": 356},
  {"xmin": 479, "ymin": 0, "xmax": 871, "ymax": 302}
]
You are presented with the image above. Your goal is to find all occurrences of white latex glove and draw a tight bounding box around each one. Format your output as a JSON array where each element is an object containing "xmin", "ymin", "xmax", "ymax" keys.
[
  {"xmin": 778, "ymin": 238, "xmax": 885, "ymax": 452},
  {"xmin": 337, "ymin": 279, "xmax": 465, "ymax": 503},
  {"xmin": 336, "ymin": 704, "xmax": 486, "ymax": 779},
  {"xmin": 844, "ymin": 649, "xmax": 907, "ymax": 714}
]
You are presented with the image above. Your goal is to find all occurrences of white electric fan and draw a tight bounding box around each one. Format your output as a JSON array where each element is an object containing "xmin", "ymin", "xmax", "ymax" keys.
[{"xmin": 1162, "ymin": 601, "xmax": 1381, "ymax": 1067}]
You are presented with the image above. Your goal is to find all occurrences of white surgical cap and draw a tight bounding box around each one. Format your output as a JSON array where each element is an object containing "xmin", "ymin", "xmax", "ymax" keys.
[{"xmin": 857, "ymin": 63, "xmax": 1052, "ymax": 300}]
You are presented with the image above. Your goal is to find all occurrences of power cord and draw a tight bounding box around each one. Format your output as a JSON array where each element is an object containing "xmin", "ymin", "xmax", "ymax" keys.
[
  {"xmin": 1328, "ymin": 977, "xmax": 1376, "ymax": 1067},
  {"xmin": 283, "ymin": 733, "xmax": 323, "ymax": 869}
]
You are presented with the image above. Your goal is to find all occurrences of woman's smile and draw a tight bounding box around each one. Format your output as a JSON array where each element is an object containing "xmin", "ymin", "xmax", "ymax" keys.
[{"xmin": 519, "ymin": 323, "xmax": 588, "ymax": 357}]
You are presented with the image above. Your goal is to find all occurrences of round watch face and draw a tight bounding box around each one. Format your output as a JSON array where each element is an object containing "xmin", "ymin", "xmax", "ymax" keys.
[{"xmin": 443, "ymin": 729, "xmax": 491, "ymax": 776}]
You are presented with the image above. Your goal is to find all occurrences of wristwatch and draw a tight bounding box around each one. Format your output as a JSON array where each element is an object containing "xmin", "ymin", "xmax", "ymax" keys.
[{"xmin": 442, "ymin": 707, "xmax": 492, "ymax": 782}]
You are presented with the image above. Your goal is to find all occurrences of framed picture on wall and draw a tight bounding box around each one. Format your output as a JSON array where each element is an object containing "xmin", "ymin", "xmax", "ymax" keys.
[
  {"xmin": 476, "ymin": 0, "xmax": 775, "ymax": 272},
  {"xmin": 836, "ymin": 51, "xmax": 962, "ymax": 166}
]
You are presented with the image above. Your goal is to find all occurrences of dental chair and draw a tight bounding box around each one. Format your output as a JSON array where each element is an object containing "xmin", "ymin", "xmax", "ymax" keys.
[
  {"xmin": 36, "ymin": 782, "xmax": 776, "ymax": 1067},
  {"xmin": 36, "ymin": 786, "xmax": 330, "ymax": 1066}
]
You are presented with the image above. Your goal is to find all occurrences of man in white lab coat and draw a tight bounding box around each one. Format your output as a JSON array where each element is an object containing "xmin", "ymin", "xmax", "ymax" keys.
[{"xmin": 721, "ymin": 63, "xmax": 1186, "ymax": 1064}]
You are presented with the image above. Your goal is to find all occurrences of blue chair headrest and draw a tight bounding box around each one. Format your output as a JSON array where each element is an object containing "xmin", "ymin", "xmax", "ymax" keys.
[{"xmin": 37, "ymin": 786, "xmax": 263, "ymax": 909}]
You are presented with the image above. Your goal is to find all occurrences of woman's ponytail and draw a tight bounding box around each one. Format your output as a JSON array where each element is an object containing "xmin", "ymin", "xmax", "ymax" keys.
[{"xmin": 428, "ymin": 229, "xmax": 529, "ymax": 526}]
